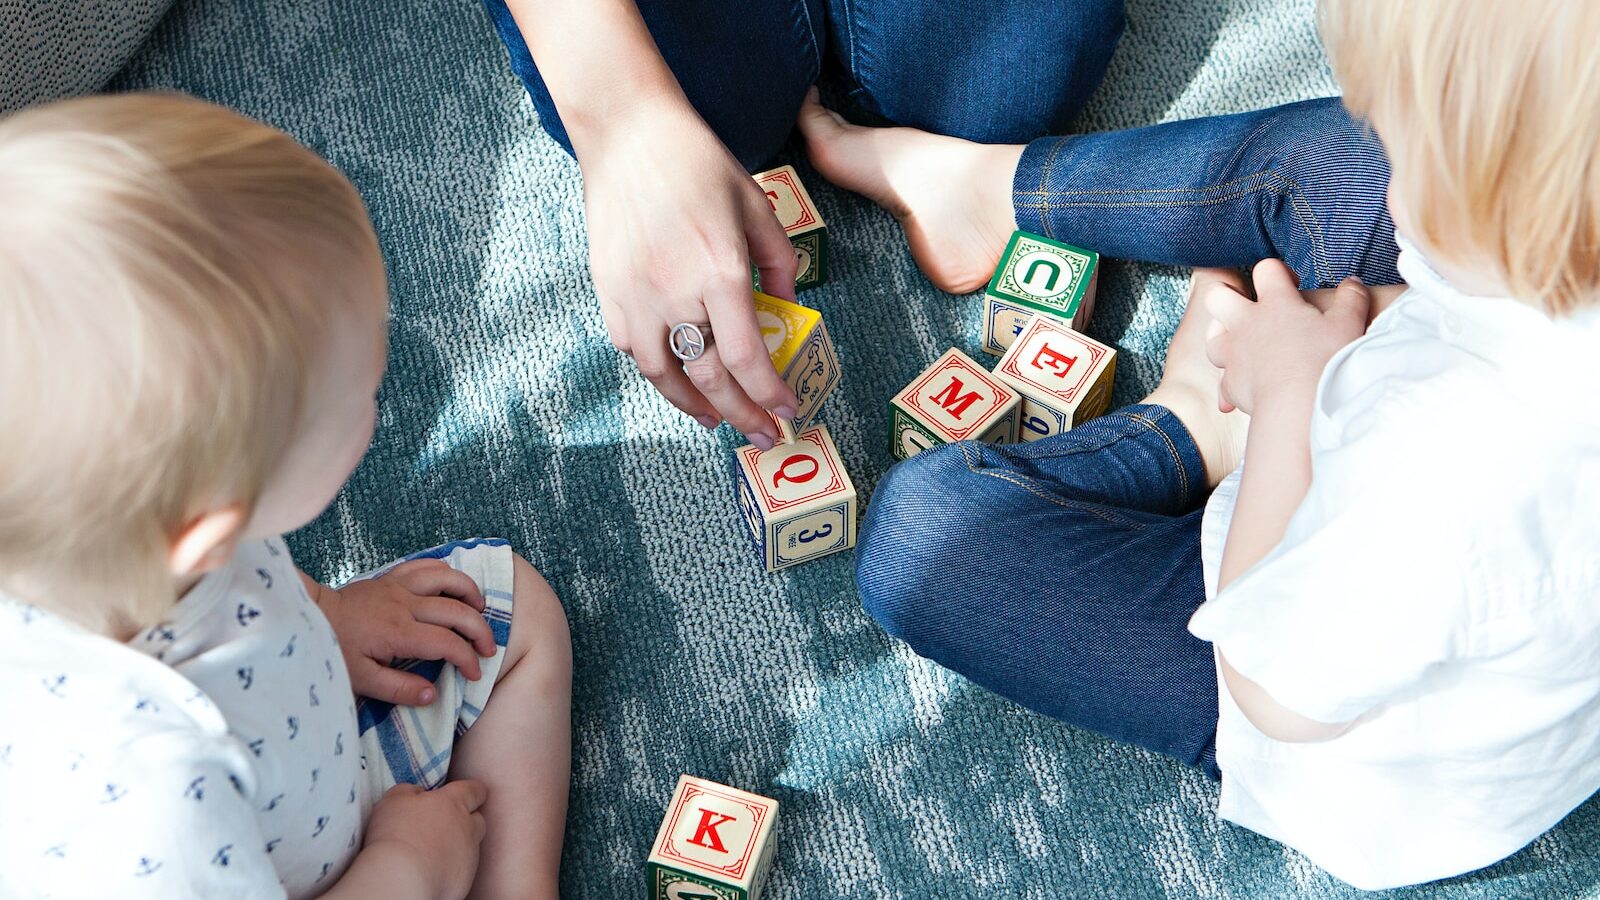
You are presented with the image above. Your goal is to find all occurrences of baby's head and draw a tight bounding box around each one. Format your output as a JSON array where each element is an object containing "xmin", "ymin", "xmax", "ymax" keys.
[
  {"xmin": 1322, "ymin": 0, "xmax": 1600, "ymax": 313},
  {"xmin": 0, "ymin": 93, "xmax": 388, "ymax": 637}
]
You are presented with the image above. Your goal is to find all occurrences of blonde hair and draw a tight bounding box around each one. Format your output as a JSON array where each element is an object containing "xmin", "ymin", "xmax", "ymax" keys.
[
  {"xmin": 1321, "ymin": 0, "xmax": 1600, "ymax": 313},
  {"xmin": 0, "ymin": 93, "xmax": 384, "ymax": 636}
]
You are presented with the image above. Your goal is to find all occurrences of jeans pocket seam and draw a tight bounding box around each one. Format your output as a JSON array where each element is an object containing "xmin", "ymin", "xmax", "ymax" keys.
[{"xmin": 1124, "ymin": 410, "xmax": 1191, "ymax": 502}]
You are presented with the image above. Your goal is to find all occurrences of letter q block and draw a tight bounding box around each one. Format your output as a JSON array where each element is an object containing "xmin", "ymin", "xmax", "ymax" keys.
[
  {"xmin": 734, "ymin": 424, "xmax": 857, "ymax": 571},
  {"xmin": 754, "ymin": 165, "xmax": 828, "ymax": 289},
  {"xmin": 993, "ymin": 315, "xmax": 1116, "ymax": 441},
  {"xmin": 888, "ymin": 348, "xmax": 1019, "ymax": 461},
  {"xmin": 981, "ymin": 230, "xmax": 1099, "ymax": 356},
  {"xmin": 648, "ymin": 774, "xmax": 780, "ymax": 900}
]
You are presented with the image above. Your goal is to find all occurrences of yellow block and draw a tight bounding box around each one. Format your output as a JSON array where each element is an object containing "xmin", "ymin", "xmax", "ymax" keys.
[{"xmin": 753, "ymin": 291, "xmax": 822, "ymax": 375}]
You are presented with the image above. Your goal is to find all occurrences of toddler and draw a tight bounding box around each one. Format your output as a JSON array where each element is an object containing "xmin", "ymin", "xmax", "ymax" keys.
[
  {"xmin": 837, "ymin": 0, "xmax": 1600, "ymax": 889},
  {"xmin": 0, "ymin": 94, "xmax": 571, "ymax": 898}
]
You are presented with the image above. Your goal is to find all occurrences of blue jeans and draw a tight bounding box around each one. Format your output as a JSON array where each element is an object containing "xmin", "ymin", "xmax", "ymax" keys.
[
  {"xmin": 855, "ymin": 405, "xmax": 1222, "ymax": 778},
  {"xmin": 480, "ymin": 2, "xmax": 1399, "ymax": 288}
]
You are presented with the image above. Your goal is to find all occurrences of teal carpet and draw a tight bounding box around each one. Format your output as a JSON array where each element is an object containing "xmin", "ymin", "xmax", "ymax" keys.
[{"xmin": 106, "ymin": 0, "xmax": 1600, "ymax": 896}]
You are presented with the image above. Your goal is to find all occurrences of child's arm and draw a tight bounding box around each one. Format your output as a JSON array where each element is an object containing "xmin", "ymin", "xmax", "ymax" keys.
[
  {"xmin": 300, "ymin": 564, "xmax": 496, "ymax": 707},
  {"xmin": 1204, "ymin": 261, "xmax": 1373, "ymax": 742},
  {"xmin": 319, "ymin": 782, "xmax": 488, "ymax": 900}
]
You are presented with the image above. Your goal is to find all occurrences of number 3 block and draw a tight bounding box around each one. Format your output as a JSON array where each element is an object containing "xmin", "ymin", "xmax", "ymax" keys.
[
  {"xmin": 648, "ymin": 775, "xmax": 780, "ymax": 900},
  {"xmin": 993, "ymin": 315, "xmax": 1117, "ymax": 441},
  {"xmin": 981, "ymin": 230, "xmax": 1099, "ymax": 356},
  {"xmin": 734, "ymin": 424, "xmax": 857, "ymax": 571},
  {"xmin": 754, "ymin": 165, "xmax": 828, "ymax": 289},
  {"xmin": 754, "ymin": 291, "xmax": 840, "ymax": 442},
  {"xmin": 889, "ymin": 348, "xmax": 1019, "ymax": 461}
]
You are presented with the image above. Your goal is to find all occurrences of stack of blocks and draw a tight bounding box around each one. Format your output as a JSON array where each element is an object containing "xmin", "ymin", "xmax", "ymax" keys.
[
  {"xmin": 732, "ymin": 167, "xmax": 857, "ymax": 574},
  {"xmin": 892, "ymin": 229, "xmax": 1117, "ymax": 460},
  {"xmin": 649, "ymin": 775, "xmax": 780, "ymax": 900}
]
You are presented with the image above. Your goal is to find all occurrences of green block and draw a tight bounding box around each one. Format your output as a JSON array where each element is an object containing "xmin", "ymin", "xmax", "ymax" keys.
[
  {"xmin": 986, "ymin": 230, "xmax": 1097, "ymax": 320},
  {"xmin": 792, "ymin": 228, "xmax": 827, "ymax": 290},
  {"xmin": 889, "ymin": 406, "xmax": 943, "ymax": 462},
  {"xmin": 649, "ymin": 863, "xmax": 744, "ymax": 900}
]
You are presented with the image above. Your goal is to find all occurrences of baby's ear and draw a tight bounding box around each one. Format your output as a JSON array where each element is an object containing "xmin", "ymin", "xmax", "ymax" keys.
[{"xmin": 169, "ymin": 504, "xmax": 248, "ymax": 578}]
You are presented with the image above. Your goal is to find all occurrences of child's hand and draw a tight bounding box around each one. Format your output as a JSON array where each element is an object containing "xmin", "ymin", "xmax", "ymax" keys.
[
  {"xmin": 1204, "ymin": 259, "xmax": 1372, "ymax": 415},
  {"xmin": 306, "ymin": 560, "xmax": 496, "ymax": 706},
  {"xmin": 363, "ymin": 781, "xmax": 488, "ymax": 900}
]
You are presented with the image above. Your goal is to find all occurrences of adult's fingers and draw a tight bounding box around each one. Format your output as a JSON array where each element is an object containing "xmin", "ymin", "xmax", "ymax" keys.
[
  {"xmin": 413, "ymin": 596, "xmax": 496, "ymax": 657},
  {"xmin": 744, "ymin": 187, "xmax": 799, "ymax": 304},
  {"xmin": 442, "ymin": 778, "xmax": 489, "ymax": 813},
  {"xmin": 702, "ymin": 272, "xmax": 799, "ymax": 416},
  {"xmin": 404, "ymin": 622, "xmax": 485, "ymax": 681},
  {"xmin": 684, "ymin": 340, "xmax": 780, "ymax": 449},
  {"xmin": 354, "ymin": 659, "xmax": 438, "ymax": 707},
  {"xmin": 392, "ymin": 564, "xmax": 485, "ymax": 612},
  {"xmin": 630, "ymin": 319, "xmax": 720, "ymax": 428}
]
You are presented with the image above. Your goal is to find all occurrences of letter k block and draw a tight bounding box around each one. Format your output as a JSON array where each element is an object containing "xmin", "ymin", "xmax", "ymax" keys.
[{"xmin": 648, "ymin": 775, "xmax": 781, "ymax": 900}]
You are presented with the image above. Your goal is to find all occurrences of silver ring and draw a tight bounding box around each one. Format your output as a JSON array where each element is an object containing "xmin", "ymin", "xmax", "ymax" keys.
[{"xmin": 669, "ymin": 322, "xmax": 713, "ymax": 362}]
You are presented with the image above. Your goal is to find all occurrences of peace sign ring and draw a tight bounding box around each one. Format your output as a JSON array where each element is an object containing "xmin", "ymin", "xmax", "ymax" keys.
[{"xmin": 669, "ymin": 322, "xmax": 714, "ymax": 362}]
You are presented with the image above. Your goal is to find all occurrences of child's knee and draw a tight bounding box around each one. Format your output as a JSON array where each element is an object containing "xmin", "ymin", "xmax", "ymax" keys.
[
  {"xmin": 503, "ymin": 554, "xmax": 572, "ymax": 689},
  {"xmin": 855, "ymin": 444, "xmax": 994, "ymax": 647}
]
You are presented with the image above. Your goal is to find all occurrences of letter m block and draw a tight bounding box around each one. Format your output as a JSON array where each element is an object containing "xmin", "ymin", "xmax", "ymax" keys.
[
  {"xmin": 888, "ymin": 348, "xmax": 1020, "ymax": 461},
  {"xmin": 648, "ymin": 775, "xmax": 781, "ymax": 900}
]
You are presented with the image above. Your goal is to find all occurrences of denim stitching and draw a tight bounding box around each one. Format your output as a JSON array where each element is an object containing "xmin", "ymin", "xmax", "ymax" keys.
[
  {"xmin": 1014, "ymin": 170, "xmax": 1273, "ymax": 198},
  {"xmin": 1219, "ymin": 115, "xmax": 1277, "ymax": 182},
  {"xmin": 839, "ymin": 0, "xmax": 857, "ymax": 86},
  {"xmin": 795, "ymin": 0, "xmax": 822, "ymax": 81},
  {"xmin": 1269, "ymin": 171, "xmax": 1330, "ymax": 284},
  {"xmin": 1125, "ymin": 411, "xmax": 1191, "ymax": 503},
  {"xmin": 956, "ymin": 438, "xmax": 1146, "ymax": 529},
  {"xmin": 1033, "ymin": 138, "xmax": 1073, "ymax": 239}
]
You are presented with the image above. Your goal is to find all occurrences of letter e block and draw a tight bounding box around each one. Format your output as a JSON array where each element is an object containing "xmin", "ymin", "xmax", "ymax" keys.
[
  {"xmin": 648, "ymin": 775, "xmax": 780, "ymax": 900},
  {"xmin": 754, "ymin": 165, "xmax": 828, "ymax": 289},
  {"xmin": 734, "ymin": 424, "xmax": 857, "ymax": 572},
  {"xmin": 888, "ymin": 348, "xmax": 1020, "ymax": 461},
  {"xmin": 993, "ymin": 315, "xmax": 1116, "ymax": 441},
  {"xmin": 753, "ymin": 291, "xmax": 840, "ymax": 441},
  {"xmin": 981, "ymin": 230, "xmax": 1099, "ymax": 356}
]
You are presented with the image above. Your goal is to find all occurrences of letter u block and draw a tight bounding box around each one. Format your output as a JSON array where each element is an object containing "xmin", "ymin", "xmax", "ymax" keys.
[
  {"xmin": 754, "ymin": 165, "xmax": 828, "ymax": 289},
  {"xmin": 754, "ymin": 291, "xmax": 840, "ymax": 442},
  {"xmin": 888, "ymin": 348, "xmax": 1019, "ymax": 461},
  {"xmin": 649, "ymin": 775, "xmax": 780, "ymax": 900},
  {"xmin": 981, "ymin": 230, "xmax": 1099, "ymax": 356},
  {"xmin": 993, "ymin": 315, "xmax": 1117, "ymax": 441},
  {"xmin": 734, "ymin": 424, "xmax": 857, "ymax": 571}
]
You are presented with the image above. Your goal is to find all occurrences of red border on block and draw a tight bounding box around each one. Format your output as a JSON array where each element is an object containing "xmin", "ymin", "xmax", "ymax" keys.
[
  {"xmin": 902, "ymin": 353, "xmax": 1017, "ymax": 441},
  {"xmin": 756, "ymin": 168, "xmax": 819, "ymax": 233},
  {"xmin": 737, "ymin": 427, "xmax": 848, "ymax": 514},
  {"xmin": 658, "ymin": 783, "xmax": 772, "ymax": 879},
  {"xmin": 998, "ymin": 317, "xmax": 1108, "ymax": 405}
]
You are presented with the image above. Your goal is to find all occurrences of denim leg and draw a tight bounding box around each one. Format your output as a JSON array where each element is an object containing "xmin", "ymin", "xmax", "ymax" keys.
[
  {"xmin": 478, "ymin": 0, "xmax": 825, "ymax": 171},
  {"xmin": 856, "ymin": 405, "xmax": 1220, "ymax": 777},
  {"xmin": 826, "ymin": 0, "xmax": 1125, "ymax": 143},
  {"xmin": 1014, "ymin": 97, "xmax": 1401, "ymax": 289}
]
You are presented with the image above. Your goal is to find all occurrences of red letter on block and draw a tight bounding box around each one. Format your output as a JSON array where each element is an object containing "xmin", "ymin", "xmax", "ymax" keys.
[
  {"xmin": 1030, "ymin": 343, "xmax": 1079, "ymax": 379},
  {"xmin": 687, "ymin": 809, "xmax": 736, "ymax": 854},
  {"xmin": 928, "ymin": 377, "xmax": 982, "ymax": 420},
  {"xmin": 772, "ymin": 453, "xmax": 820, "ymax": 488}
]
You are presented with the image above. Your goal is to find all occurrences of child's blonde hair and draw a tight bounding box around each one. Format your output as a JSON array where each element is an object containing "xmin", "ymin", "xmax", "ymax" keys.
[
  {"xmin": 0, "ymin": 93, "xmax": 384, "ymax": 637},
  {"xmin": 1320, "ymin": 0, "xmax": 1600, "ymax": 313}
]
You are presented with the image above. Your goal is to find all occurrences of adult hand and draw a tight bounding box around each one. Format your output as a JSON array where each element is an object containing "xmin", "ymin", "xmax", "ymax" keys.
[
  {"xmin": 306, "ymin": 559, "xmax": 495, "ymax": 706},
  {"xmin": 1203, "ymin": 259, "xmax": 1371, "ymax": 415},
  {"xmin": 580, "ymin": 102, "xmax": 800, "ymax": 449},
  {"xmin": 363, "ymin": 781, "xmax": 488, "ymax": 900}
]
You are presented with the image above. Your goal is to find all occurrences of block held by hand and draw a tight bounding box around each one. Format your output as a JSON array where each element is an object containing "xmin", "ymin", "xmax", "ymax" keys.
[{"xmin": 754, "ymin": 165, "xmax": 828, "ymax": 290}]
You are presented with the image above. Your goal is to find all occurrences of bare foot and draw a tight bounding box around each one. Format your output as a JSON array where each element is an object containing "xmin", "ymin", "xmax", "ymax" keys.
[
  {"xmin": 1145, "ymin": 268, "xmax": 1251, "ymax": 487},
  {"xmin": 797, "ymin": 88, "xmax": 1023, "ymax": 294}
]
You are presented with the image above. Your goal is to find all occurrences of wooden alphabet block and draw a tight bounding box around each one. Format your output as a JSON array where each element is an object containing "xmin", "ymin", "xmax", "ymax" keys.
[
  {"xmin": 754, "ymin": 165, "xmax": 828, "ymax": 289},
  {"xmin": 992, "ymin": 315, "xmax": 1116, "ymax": 441},
  {"xmin": 648, "ymin": 775, "xmax": 780, "ymax": 900},
  {"xmin": 753, "ymin": 291, "xmax": 839, "ymax": 442},
  {"xmin": 888, "ymin": 348, "xmax": 1020, "ymax": 461},
  {"xmin": 981, "ymin": 230, "xmax": 1099, "ymax": 356},
  {"xmin": 734, "ymin": 424, "xmax": 857, "ymax": 571}
]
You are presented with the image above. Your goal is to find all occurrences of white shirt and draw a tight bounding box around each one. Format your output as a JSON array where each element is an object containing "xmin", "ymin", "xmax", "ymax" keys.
[
  {"xmin": 0, "ymin": 537, "xmax": 364, "ymax": 899},
  {"xmin": 1188, "ymin": 236, "xmax": 1600, "ymax": 890}
]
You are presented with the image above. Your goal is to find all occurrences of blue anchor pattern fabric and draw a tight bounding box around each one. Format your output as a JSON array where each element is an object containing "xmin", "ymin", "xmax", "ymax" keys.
[{"xmin": 0, "ymin": 538, "xmax": 363, "ymax": 898}]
